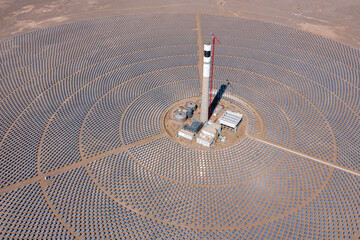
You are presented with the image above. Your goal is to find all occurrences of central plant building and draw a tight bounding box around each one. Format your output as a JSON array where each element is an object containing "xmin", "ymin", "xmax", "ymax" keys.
[
  {"xmin": 219, "ymin": 110, "xmax": 243, "ymax": 133},
  {"xmin": 197, "ymin": 122, "xmax": 221, "ymax": 147}
]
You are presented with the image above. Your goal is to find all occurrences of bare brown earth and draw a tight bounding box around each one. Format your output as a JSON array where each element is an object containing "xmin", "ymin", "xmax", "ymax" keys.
[
  {"xmin": 162, "ymin": 98, "xmax": 253, "ymax": 151},
  {"xmin": 0, "ymin": 0, "xmax": 359, "ymax": 49}
]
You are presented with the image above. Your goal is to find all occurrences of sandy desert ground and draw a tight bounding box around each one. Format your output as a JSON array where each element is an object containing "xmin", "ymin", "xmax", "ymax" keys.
[{"xmin": 0, "ymin": 0, "xmax": 359, "ymax": 49}]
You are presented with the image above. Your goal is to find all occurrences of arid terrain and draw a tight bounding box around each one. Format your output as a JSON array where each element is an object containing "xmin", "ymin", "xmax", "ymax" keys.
[{"xmin": 1, "ymin": 0, "xmax": 359, "ymax": 49}]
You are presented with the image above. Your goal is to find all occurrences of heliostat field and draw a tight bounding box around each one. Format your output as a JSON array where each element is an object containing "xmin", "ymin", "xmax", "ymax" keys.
[{"xmin": 1, "ymin": 14, "xmax": 360, "ymax": 239}]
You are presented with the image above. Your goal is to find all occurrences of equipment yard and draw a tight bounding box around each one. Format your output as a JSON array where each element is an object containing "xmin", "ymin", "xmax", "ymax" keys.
[{"xmin": 163, "ymin": 97, "xmax": 250, "ymax": 150}]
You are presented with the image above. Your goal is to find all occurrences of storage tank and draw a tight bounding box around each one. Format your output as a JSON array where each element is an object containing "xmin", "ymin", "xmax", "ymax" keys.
[
  {"xmin": 173, "ymin": 111, "xmax": 187, "ymax": 122},
  {"xmin": 186, "ymin": 102, "xmax": 197, "ymax": 111},
  {"xmin": 186, "ymin": 108, "xmax": 194, "ymax": 118}
]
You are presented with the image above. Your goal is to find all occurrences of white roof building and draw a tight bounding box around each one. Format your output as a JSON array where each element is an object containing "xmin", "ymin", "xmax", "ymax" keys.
[
  {"xmin": 178, "ymin": 129, "xmax": 195, "ymax": 140},
  {"xmin": 196, "ymin": 122, "xmax": 221, "ymax": 147},
  {"xmin": 213, "ymin": 105, "xmax": 224, "ymax": 116},
  {"xmin": 202, "ymin": 122, "xmax": 221, "ymax": 137},
  {"xmin": 196, "ymin": 134, "xmax": 214, "ymax": 148},
  {"xmin": 219, "ymin": 110, "xmax": 243, "ymax": 133}
]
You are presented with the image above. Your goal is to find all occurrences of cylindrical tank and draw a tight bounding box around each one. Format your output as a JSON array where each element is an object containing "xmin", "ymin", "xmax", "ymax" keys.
[
  {"xmin": 186, "ymin": 102, "xmax": 197, "ymax": 111},
  {"xmin": 186, "ymin": 108, "xmax": 194, "ymax": 118},
  {"xmin": 173, "ymin": 111, "xmax": 187, "ymax": 122}
]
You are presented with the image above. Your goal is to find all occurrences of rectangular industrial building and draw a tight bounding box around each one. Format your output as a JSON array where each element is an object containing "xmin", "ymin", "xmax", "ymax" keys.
[
  {"xmin": 197, "ymin": 122, "xmax": 221, "ymax": 147},
  {"xmin": 219, "ymin": 110, "xmax": 243, "ymax": 133}
]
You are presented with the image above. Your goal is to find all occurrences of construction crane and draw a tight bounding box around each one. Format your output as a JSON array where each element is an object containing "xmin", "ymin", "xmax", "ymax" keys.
[{"xmin": 209, "ymin": 33, "xmax": 221, "ymax": 119}]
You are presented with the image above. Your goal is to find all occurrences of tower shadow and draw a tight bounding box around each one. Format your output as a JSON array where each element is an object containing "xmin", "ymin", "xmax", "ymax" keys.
[{"xmin": 210, "ymin": 81, "xmax": 230, "ymax": 116}]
